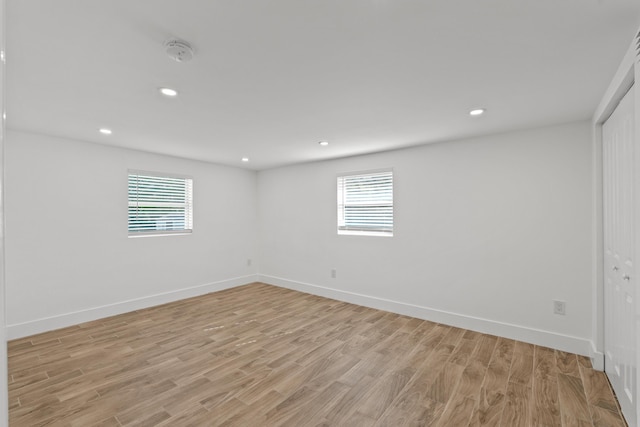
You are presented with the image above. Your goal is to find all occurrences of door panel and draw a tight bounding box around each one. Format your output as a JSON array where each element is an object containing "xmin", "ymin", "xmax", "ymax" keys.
[{"xmin": 603, "ymin": 83, "xmax": 636, "ymax": 425}]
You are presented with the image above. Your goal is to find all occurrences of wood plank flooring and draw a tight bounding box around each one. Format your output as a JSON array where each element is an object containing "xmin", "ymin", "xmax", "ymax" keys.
[{"xmin": 8, "ymin": 283, "xmax": 626, "ymax": 426}]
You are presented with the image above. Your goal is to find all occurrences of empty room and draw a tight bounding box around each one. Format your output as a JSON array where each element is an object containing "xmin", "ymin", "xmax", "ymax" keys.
[{"xmin": 1, "ymin": 0, "xmax": 640, "ymax": 426}]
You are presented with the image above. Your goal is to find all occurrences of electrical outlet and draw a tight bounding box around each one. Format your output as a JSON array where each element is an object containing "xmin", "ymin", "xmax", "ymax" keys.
[
  {"xmin": 331, "ymin": 269, "xmax": 336, "ymax": 279},
  {"xmin": 247, "ymin": 259, "xmax": 252, "ymax": 267},
  {"xmin": 553, "ymin": 300, "xmax": 566, "ymax": 315}
]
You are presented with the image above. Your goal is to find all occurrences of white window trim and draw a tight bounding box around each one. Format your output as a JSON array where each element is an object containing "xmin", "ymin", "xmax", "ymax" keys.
[
  {"xmin": 128, "ymin": 169, "xmax": 193, "ymax": 238},
  {"xmin": 337, "ymin": 168, "xmax": 394, "ymax": 237},
  {"xmin": 338, "ymin": 229, "xmax": 394, "ymax": 237},
  {"xmin": 128, "ymin": 232, "xmax": 192, "ymax": 238}
]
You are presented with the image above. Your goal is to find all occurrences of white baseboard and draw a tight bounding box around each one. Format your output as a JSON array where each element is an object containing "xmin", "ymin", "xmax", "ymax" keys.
[
  {"xmin": 590, "ymin": 340, "xmax": 605, "ymax": 371},
  {"xmin": 7, "ymin": 274, "xmax": 258, "ymax": 340},
  {"xmin": 10, "ymin": 273, "xmax": 595, "ymax": 359},
  {"xmin": 259, "ymin": 274, "xmax": 593, "ymax": 357}
]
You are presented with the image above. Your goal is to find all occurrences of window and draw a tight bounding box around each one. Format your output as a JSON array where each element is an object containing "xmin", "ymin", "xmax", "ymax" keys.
[
  {"xmin": 128, "ymin": 171, "xmax": 193, "ymax": 236},
  {"xmin": 337, "ymin": 169, "xmax": 393, "ymax": 236}
]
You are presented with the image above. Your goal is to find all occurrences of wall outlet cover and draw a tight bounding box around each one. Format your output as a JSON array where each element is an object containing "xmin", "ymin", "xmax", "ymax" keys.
[{"xmin": 553, "ymin": 300, "xmax": 566, "ymax": 315}]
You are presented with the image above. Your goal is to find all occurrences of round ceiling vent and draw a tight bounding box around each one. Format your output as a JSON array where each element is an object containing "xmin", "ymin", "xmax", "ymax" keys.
[{"xmin": 164, "ymin": 40, "xmax": 194, "ymax": 63}]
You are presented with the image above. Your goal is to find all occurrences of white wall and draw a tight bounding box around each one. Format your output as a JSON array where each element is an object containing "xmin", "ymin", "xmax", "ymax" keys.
[
  {"xmin": 0, "ymin": 0, "xmax": 8, "ymax": 424},
  {"xmin": 258, "ymin": 121, "xmax": 594, "ymax": 355},
  {"xmin": 5, "ymin": 121, "xmax": 595, "ymax": 357},
  {"xmin": 5, "ymin": 130, "xmax": 258, "ymax": 338}
]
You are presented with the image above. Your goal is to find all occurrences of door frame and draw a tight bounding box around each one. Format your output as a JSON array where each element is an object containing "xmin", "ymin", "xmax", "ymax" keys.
[{"xmin": 592, "ymin": 29, "xmax": 640, "ymax": 423}]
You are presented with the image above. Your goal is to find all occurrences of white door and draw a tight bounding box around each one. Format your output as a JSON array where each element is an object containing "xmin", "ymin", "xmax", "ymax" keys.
[{"xmin": 603, "ymin": 83, "xmax": 636, "ymax": 425}]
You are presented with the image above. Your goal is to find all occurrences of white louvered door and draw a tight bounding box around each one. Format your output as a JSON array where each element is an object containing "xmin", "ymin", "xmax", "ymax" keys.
[{"xmin": 603, "ymin": 83, "xmax": 636, "ymax": 426}]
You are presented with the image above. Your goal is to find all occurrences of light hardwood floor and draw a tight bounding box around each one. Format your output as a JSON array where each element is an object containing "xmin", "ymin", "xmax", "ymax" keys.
[{"xmin": 8, "ymin": 283, "xmax": 626, "ymax": 426}]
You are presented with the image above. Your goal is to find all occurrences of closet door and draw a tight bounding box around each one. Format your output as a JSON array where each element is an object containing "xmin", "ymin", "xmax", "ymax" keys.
[{"xmin": 603, "ymin": 83, "xmax": 636, "ymax": 425}]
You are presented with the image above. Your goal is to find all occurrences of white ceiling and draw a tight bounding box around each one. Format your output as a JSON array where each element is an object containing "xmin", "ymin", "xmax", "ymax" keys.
[{"xmin": 6, "ymin": 1, "xmax": 640, "ymax": 170}]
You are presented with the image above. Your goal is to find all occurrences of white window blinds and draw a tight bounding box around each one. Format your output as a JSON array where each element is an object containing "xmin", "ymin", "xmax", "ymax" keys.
[
  {"xmin": 128, "ymin": 171, "xmax": 193, "ymax": 235},
  {"xmin": 337, "ymin": 170, "xmax": 393, "ymax": 236}
]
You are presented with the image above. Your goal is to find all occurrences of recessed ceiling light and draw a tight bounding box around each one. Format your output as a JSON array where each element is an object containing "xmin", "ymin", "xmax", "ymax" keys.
[
  {"xmin": 159, "ymin": 87, "xmax": 178, "ymax": 97},
  {"xmin": 318, "ymin": 141, "xmax": 329, "ymax": 146},
  {"xmin": 241, "ymin": 157, "xmax": 249, "ymax": 162},
  {"xmin": 99, "ymin": 128, "xmax": 112, "ymax": 135},
  {"xmin": 469, "ymin": 108, "xmax": 485, "ymax": 116}
]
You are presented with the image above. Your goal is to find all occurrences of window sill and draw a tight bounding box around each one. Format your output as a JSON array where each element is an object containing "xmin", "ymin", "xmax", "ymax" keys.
[
  {"xmin": 128, "ymin": 232, "xmax": 192, "ymax": 238},
  {"xmin": 338, "ymin": 230, "xmax": 393, "ymax": 237}
]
